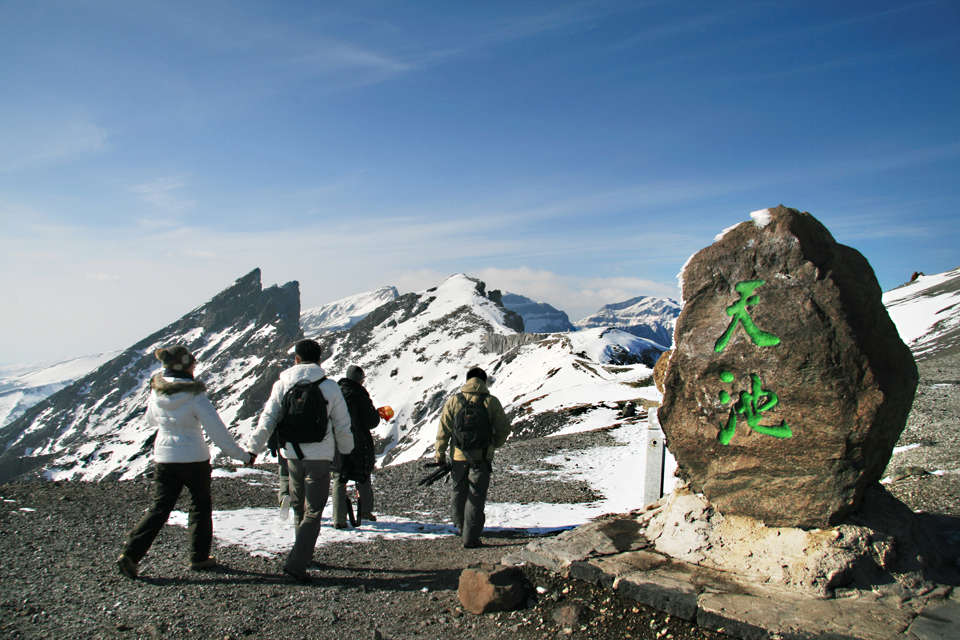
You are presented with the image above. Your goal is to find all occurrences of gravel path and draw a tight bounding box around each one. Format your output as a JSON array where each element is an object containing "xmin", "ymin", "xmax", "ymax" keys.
[
  {"xmin": 1, "ymin": 351, "xmax": 955, "ymax": 640},
  {"xmin": 0, "ymin": 425, "xmax": 721, "ymax": 640}
]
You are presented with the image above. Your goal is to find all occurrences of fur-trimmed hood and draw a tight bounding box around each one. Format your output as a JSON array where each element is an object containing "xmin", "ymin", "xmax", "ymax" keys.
[{"xmin": 150, "ymin": 374, "xmax": 207, "ymax": 396}]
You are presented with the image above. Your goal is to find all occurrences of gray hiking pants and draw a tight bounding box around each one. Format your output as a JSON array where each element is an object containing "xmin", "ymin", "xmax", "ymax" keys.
[
  {"xmin": 277, "ymin": 455, "xmax": 289, "ymax": 505},
  {"xmin": 284, "ymin": 458, "xmax": 330, "ymax": 574},
  {"xmin": 451, "ymin": 460, "xmax": 491, "ymax": 547},
  {"xmin": 331, "ymin": 472, "xmax": 374, "ymax": 525}
]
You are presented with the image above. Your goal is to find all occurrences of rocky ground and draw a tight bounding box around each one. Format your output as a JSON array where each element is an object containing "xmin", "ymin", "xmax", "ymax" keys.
[
  {"xmin": 882, "ymin": 350, "xmax": 960, "ymax": 518},
  {"xmin": 0, "ymin": 351, "xmax": 956, "ymax": 640}
]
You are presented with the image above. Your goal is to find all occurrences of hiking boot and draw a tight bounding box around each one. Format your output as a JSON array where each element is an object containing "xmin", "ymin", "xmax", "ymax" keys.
[
  {"xmin": 282, "ymin": 566, "xmax": 311, "ymax": 583},
  {"xmin": 333, "ymin": 522, "xmax": 348, "ymax": 529},
  {"xmin": 117, "ymin": 554, "xmax": 138, "ymax": 579},
  {"xmin": 189, "ymin": 557, "xmax": 217, "ymax": 571},
  {"xmin": 463, "ymin": 540, "xmax": 485, "ymax": 549},
  {"xmin": 362, "ymin": 514, "xmax": 377, "ymax": 522}
]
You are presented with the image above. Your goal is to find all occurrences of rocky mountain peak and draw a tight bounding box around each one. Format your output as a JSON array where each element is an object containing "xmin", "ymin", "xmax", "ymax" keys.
[
  {"xmin": 0, "ymin": 269, "xmax": 301, "ymax": 483},
  {"xmin": 301, "ymin": 285, "xmax": 400, "ymax": 336},
  {"xmin": 501, "ymin": 293, "xmax": 574, "ymax": 333}
]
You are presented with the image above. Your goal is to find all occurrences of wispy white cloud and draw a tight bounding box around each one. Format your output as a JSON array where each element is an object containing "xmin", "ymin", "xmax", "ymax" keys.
[
  {"xmin": 292, "ymin": 40, "xmax": 413, "ymax": 74},
  {"xmin": 0, "ymin": 118, "xmax": 108, "ymax": 173},
  {"xmin": 130, "ymin": 177, "xmax": 196, "ymax": 213}
]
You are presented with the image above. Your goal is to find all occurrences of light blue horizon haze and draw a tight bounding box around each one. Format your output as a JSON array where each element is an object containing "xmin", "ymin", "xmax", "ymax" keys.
[{"xmin": 2, "ymin": 1, "xmax": 958, "ymax": 364}]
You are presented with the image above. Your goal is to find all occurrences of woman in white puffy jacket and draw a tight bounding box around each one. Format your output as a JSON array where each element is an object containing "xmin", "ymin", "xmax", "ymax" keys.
[{"xmin": 116, "ymin": 345, "xmax": 253, "ymax": 579}]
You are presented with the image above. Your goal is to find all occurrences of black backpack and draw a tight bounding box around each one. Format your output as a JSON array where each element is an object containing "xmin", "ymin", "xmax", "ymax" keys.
[
  {"xmin": 276, "ymin": 377, "xmax": 328, "ymax": 459},
  {"xmin": 452, "ymin": 393, "xmax": 493, "ymax": 451}
]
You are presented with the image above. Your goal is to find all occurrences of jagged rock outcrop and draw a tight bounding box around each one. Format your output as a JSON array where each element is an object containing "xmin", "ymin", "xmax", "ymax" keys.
[
  {"xmin": 659, "ymin": 206, "xmax": 918, "ymax": 528},
  {"xmin": 0, "ymin": 269, "xmax": 301, "ymax": 482},
  {"xmin": 501, "ymin": 293, "xmax": 574, "ymax": 333}
]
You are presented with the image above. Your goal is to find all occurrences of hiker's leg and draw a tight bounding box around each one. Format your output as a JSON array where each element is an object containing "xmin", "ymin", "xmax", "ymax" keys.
[
  {"xmin": 285, "ymin": 459, "xmax": 330, "ymax": 575},
  {"xmin": 277, "ymin": 455, "xmax": 289, "ymax": 506},
  {"xmin": 183, "ymin": 461, "xmax": 214, "ymax": 563},
  {"xmin": 463, "ymin": 463, "xmax": 491, "ymax": 546},
  {"xmin": 287, "ymin": 459, "xmax": 306, "ymax": 526},
  {"xmin": 450, "ymin": 461, "xmax": 469, "ymax": 533},
  {"xmin": 357, "ymin": 477, "xmax": 374, "ymax": 519},
  {"xmin": 123, "ymin": 463, "xmax": 183, "ymax": 562},
  {"xmin": 330, "ymin": 471, "xmax": 348, "ymax": 527}
]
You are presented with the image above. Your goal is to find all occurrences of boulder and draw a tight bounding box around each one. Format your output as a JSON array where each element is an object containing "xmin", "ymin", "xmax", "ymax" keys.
[
  {"xmin": 659, "ymin": 206, "xmax": 917, "ymax": 528},
  {"xmin": 458, "ymin": 564, "xmax": 530, "ymax": 615},
  {"xmin": 653, "ymin": 349, "xmax": 672, "ymax": 393}
]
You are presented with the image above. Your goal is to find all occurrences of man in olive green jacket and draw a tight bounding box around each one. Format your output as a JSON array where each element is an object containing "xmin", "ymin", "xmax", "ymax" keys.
[{"xmin": 435, "ymin": 366, "xmax": 511, "ymax": 548}]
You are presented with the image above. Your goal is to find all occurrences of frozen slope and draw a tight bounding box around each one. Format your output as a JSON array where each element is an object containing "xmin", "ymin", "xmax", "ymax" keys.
[
  {"xmin": 301, "ymin": 286, "xmax": 399, "ymax": 336},
  {"xmin": 0, "ymin": 352, "xmax": 119, "ymax": 427},
  {"xmin": 575, "ymin": 296, "xmax": 680, "ymax": 348},
  {"xmin": 883, "ymin": 267, "xmax": 960, "ymax": 359}
]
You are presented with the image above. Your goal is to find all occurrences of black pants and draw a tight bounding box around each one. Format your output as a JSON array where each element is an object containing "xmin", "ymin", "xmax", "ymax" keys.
[
  {"xmin": 451, "ymin": 460, "xmax": 491, "ymax": 546},
  {"xmin": 123, "ymin": 461, "xmax": 213, "ymax": 564}
]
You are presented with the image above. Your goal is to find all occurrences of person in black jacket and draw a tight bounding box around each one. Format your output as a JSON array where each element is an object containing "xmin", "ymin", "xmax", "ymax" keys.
[{"xmin": 332, "ymin": 365, "xmax": 382, "ymax": 527}]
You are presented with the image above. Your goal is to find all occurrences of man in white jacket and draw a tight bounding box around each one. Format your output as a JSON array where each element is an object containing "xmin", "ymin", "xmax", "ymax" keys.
[{"xmin": 246, "ymin": 339, "xmax": 353, "ymax": 581}]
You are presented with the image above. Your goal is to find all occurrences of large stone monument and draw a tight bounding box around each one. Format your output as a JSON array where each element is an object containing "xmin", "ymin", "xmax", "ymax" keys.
[
  {"xmin": 513, "ymin": 208, "xmax": 958, "ymax": 639},
  {"xmin": 658, "ymin": 205, "xmax": 918, "ymax": 528}
]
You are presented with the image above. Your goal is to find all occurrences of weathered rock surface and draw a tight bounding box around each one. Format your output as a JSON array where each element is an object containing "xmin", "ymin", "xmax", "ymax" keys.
[
  {"xmin": 457, "ymin": 563, "xmax": 530, "ymax": 614},
  {"xmin": 513, "ymin": 484, "xmax": 960, "ymax": 640},
  {"xmin": 659, "ymin": 206, "xmax": 918, "ymax": 528},
  {"xmin": 653, "ymin": 349, "xmax": 671, "ymax": 393}
]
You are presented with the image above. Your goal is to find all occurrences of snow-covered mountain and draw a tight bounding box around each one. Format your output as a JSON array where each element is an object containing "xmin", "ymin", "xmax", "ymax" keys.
[
  {"xmin": 501, "ymin": 293, "xmax": 575, "ymax": 333},
  {"xmin": 0, "ymin": 352, "xmax": 120, "ymax": 427},
  {"xmin": 883, "ymin": 267, "xmax": 960, "ymax": 360},
  {"xmin": 575, "ymin": 296, "xmax": 681, "ymax": 348},
  {"xmin": 0, "ymin": 269, "xmax": 300, "ymax": 483},
  {"xmin": 301, "ymin": 286, "xmax": 399, "ymax": 336},
  {"xmin": 314, "ymin": 273, "xmax": 657, "ymax": 466},
  {"xmin": 0, "ymin": 271, "xmax": 658, "ymax": 482}
]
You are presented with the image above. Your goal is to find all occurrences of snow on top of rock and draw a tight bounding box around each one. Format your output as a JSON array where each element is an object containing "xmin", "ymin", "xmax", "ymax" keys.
[
  {"xmin": 714, "ymin": 222, "xmax": 741, "ymax": 242},
  {"xmin": 417, "ymin": 274, "xmax": 516, "ymax": 332},
  {"xmin": 302, "ymin": 285, "xmax": 399, "ymax": 336},
  {"xmin": 750, "ymin": 208, "xmax": 773, "ymax": 228}
]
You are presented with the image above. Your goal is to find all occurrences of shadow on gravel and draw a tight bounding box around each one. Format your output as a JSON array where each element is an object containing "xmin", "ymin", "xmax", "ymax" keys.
[
  {"xmin": 136, "ymin": 565, "xmax": 465, "ymax": 591},
  {"xmin": 301, "ymin": 568, "xmax": 463, "ymax": 592},
  {"xmin": 138, "ymin": 565, "xmax": 281, "ymax": 586}
]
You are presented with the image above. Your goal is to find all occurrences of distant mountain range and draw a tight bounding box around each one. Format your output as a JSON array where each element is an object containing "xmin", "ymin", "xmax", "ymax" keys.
[
  {"xmin": 0, "ymin": 352, "xmax": 119, "ymax": 428},
  {"xmin": 574, "ymin": 296, "xmax": 681, "ymax": 348},
  {"xmin": 0, "ymin": 271, "xmax": 660, "ymax": 481},
  {"xmin": 5, "ymin": 265, "xmax": 953, "ymax": 483}
]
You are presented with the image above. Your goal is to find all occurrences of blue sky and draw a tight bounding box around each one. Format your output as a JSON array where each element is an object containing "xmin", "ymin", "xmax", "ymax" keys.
[{"xmin": 2, "ymin": 0, "xmax": 959, "ymax": 364}]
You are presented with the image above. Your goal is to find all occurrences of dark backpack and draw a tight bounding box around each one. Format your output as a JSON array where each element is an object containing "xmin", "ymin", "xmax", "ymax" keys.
[
  {"xmin": 276, "ymin": 377, "xmax": 328, "ymax": 459},
  {"xmin": 452, "ymin": 393, "xmax": 493, "ymax": 451}
]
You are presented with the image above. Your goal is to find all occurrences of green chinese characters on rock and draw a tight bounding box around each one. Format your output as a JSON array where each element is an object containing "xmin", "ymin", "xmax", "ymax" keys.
[
  {"xmin": 713, "ymin": 279, "xmax": 791, "ymax": 445},
  {"xmin": 714, "ymin": 279, "xmax": 781, "ymax": 353},
  {"xmin": 717, "ymin": 371, "xmax": 792, "ymax": 445}
]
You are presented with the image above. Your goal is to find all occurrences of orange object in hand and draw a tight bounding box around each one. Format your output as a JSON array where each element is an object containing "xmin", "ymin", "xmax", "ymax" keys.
[{"xmin": 378, "ymin": 406, "xmax": 394, "ymax": 421}]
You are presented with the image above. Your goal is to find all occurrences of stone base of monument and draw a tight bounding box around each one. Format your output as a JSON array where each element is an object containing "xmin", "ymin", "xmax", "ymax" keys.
[{"xmin": 504, "ymin": 483, "xmax": 960, "ymax": 640}]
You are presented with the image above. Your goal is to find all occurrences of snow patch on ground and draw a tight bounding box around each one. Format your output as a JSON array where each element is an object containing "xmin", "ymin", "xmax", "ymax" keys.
[
  {"xmin": 172, "ymin": 419, "xmax": 673, "ymax": 557},
  {"xmin": 893, "ymin": 442, "xmax": 922, "ymax": 455}
]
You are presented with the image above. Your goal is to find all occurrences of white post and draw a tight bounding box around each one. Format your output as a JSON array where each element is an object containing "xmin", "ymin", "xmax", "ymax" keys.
[{"xmin": 640, "ymin": 407, "xmax": 666, "ymax": 507}]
